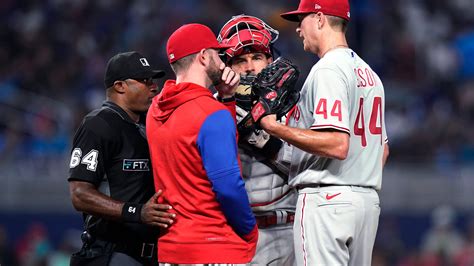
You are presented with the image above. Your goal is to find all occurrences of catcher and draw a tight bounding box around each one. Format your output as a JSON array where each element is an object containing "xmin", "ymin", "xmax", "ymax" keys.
[{"xmin": 218, "ymin": 15, "xmax": 300, "ymax": 265}]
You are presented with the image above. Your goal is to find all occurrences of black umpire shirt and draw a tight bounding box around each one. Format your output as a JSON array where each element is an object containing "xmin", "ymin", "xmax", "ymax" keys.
[{"xmin": 68, "ymin": 101, "xmax": 158, "ymax": 243}]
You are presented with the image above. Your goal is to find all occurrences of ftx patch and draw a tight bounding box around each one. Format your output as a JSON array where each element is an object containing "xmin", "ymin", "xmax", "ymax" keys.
[{"xmin": 123, "ymin": 159, "xmax": 150, "ymax": 171}]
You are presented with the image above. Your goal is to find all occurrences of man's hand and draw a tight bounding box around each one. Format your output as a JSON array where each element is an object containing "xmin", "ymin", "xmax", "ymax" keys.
[
  {"xmin": 215, "ymin": 62, "xmax": 240, "ymax": 98},
  {"xmin": 259, "ymin": 114, "xmax": 279, "ymax": 134},
  {"xmin": 141, "ymin": 190, "xmax": 176, "ymax": 228}
]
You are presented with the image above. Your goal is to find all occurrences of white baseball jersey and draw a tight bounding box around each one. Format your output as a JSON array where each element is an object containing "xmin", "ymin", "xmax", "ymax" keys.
[
  {"xmin": 236, "ymin": 106, "xmax": 296, "ymax": 266},
  {"xmin": 239, "ymin": 148, "xmax": 296, "ymax": 212},
  {"xmin": 239, "ymin": 146, "xmax": 296, "ymax": 265},
  {"xmin": 285, "ymin": 48, "xmax": 387, "ymax": 190}
]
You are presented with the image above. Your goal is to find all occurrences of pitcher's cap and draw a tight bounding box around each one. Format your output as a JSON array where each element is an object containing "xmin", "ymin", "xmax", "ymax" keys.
[{"xmin": 281, "ymin": 0, "xmax": 350, "ymax": 22}]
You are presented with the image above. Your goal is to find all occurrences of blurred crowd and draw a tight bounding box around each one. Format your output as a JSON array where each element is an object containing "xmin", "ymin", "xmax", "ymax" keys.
[
  {"xmin": 1, "ymin": 0, "xmax": 474, "ymax": 265},
  {"xmin": 373, "ymin": 205, "xmax": 474, "ymax": 266},
  {"xmin": 1, "ymin": 206, "xmax": 473, "ymax": 266},
  {"xmin": 0, "ymin": 223, "xmax": 81, "ymax": 266}
]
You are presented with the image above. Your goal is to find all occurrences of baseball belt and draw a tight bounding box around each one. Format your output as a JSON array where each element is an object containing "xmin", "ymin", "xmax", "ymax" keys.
[
  {"xmin": 255, "ymin": 211, "xmax": 295, "ymax": 228},
  {"xmin": 114, "ymin": 240, "xmax": 156, "ymax": 260},
  {"xmin": 295, "ymin": 183, "xmax": 374, "ymax": 191}
]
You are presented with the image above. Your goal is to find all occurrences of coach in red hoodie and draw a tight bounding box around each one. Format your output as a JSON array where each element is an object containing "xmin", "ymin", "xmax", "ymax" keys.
[{"xmin": 146, "ymin": 23, "xmax": 258, "ymax": 264}]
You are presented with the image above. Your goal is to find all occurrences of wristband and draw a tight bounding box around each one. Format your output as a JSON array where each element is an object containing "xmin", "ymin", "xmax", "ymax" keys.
[
  {"xmin": 217, "ymin": 96, "xmax": 235, "ymax": 103},
  {"xmin": 121, "ymin": 203, "xmax": 143, "ymax": 223}
]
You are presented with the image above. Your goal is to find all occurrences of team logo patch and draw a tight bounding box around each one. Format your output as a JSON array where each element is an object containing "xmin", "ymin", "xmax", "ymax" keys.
[
  {"xmin": 251, "ymin": 102, "xmax": 266, "ymax": 121},
  {"xmin": 139, "ymin": 58, "xmax": 150, "ymax": 66},
  {"xmin": 123, "ymin": 159, "xmax": 150, "ymax": 171},
  {"xmin": 265, "ymin": 91, "xmax": 277, "ymax": 100}
]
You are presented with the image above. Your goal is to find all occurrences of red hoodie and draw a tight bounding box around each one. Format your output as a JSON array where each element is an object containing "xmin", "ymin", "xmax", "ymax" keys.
[{"xmin": 146, "ymin": 80, "xmax": 257, "ymax": 264}]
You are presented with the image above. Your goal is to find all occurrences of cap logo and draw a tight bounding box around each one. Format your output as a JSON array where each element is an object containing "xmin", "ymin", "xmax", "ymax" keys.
[
  {"xmin": 314, "ymin": 4, "xmax": 321, "ymax": 9},
  {"xmin": 347, "ymin": 12, "xmax": 351, "ymax": 18},
  {"xmin": 139, "ymin": 58, "xmax": 150, "ymax": 66},
  {"xmin": 169, "ymin": 54, "xmax": 175, "ymax": 60}
]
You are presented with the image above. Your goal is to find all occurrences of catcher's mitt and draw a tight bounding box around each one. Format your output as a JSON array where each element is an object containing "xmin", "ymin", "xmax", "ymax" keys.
[
  {"xmin": 250, "ymin": 57, "xmax": 300, "ymax": 124},
  {"xmin": 235, "ymin": 74, "xmax": 256, "ymax": 112}
]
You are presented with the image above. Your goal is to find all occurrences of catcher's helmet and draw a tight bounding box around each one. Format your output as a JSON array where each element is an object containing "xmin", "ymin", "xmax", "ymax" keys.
[{"xmin": 217, "ymin": 15, "xmax": 279, "ymax": 61}]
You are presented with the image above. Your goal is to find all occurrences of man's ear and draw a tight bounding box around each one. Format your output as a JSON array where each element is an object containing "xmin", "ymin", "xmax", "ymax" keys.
[
  {"xmin": 112, "ymin": 80, "xmax": 126, "ymax": 94},
  {"xmin": 316, "ymin": 12, "xmax": 324, "ymax": 29},
  {"xmin": 197, "ymin": 48, "xmax": 208, "ymax": 67}
]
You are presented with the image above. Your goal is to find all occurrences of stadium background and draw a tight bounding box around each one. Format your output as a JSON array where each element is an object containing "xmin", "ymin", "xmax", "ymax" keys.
[{"xmin": 0, "ymin": 0, "xmax": 473, "ymax": 265}]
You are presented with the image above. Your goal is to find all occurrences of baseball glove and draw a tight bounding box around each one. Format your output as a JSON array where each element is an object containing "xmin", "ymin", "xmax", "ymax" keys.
[
  {"xmin": 250, "ymin": 57, "xmax": 300, "ymax": 124},
  {"xmin": 235, "ymin": 74, "xmax": 257, "ymax": 137},
  {"xmin": 235, "ymin": 74, "xmax": 256, "ymax": 112}
]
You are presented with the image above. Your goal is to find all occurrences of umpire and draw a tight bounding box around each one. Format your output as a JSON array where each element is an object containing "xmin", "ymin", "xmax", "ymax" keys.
[{"xmin": 68, "ymin": 51, "xmax": 175, "ymax": 266}]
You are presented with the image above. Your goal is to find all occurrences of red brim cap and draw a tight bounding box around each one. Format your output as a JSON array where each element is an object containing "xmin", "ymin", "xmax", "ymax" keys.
[
  {"xmin": 167, "ymin": 23, "xmax": 235, "ymax": 63},
  {"xmin": 280, "ymin": 0, "xmax": 350, "ymax": 22},
  {"xmin": 216, "ymin": 43, "xmax": 234, "ymax": 50},
  {"xmin": 280, "ymin": 10, "xmax": 312, "ymax": 22}
]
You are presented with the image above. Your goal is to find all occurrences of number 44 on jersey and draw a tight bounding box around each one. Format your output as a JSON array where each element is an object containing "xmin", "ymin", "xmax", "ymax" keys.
[{"xmin": 315, "ymin": 97, "xmax": 383, "ymax": 147}]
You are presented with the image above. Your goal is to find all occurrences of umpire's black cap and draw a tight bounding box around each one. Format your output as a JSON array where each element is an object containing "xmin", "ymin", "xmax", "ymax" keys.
[{"xmin": 104, "ymin": 51, "xmax": 165, "ymax": 88}]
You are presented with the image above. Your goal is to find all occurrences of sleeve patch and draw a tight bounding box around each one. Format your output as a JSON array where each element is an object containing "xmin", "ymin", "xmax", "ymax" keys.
[{"xmin": 69, "ymin": 148, "xmax": 99, "ymax": 172}]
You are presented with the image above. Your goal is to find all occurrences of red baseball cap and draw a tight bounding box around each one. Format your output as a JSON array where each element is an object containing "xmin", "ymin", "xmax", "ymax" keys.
[
  {"xmin": 281, "ymin": 0, "xmax": 350, "ymax": 22},
  {"xmin": 166, "ymin": 23, "xmax": 233, "ymax": 63}
]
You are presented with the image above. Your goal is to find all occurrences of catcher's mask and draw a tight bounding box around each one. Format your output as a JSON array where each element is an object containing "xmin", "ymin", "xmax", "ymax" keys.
[{"xmin": 217, "ymin": 14, "xmax": 279, "ymax": 61}]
